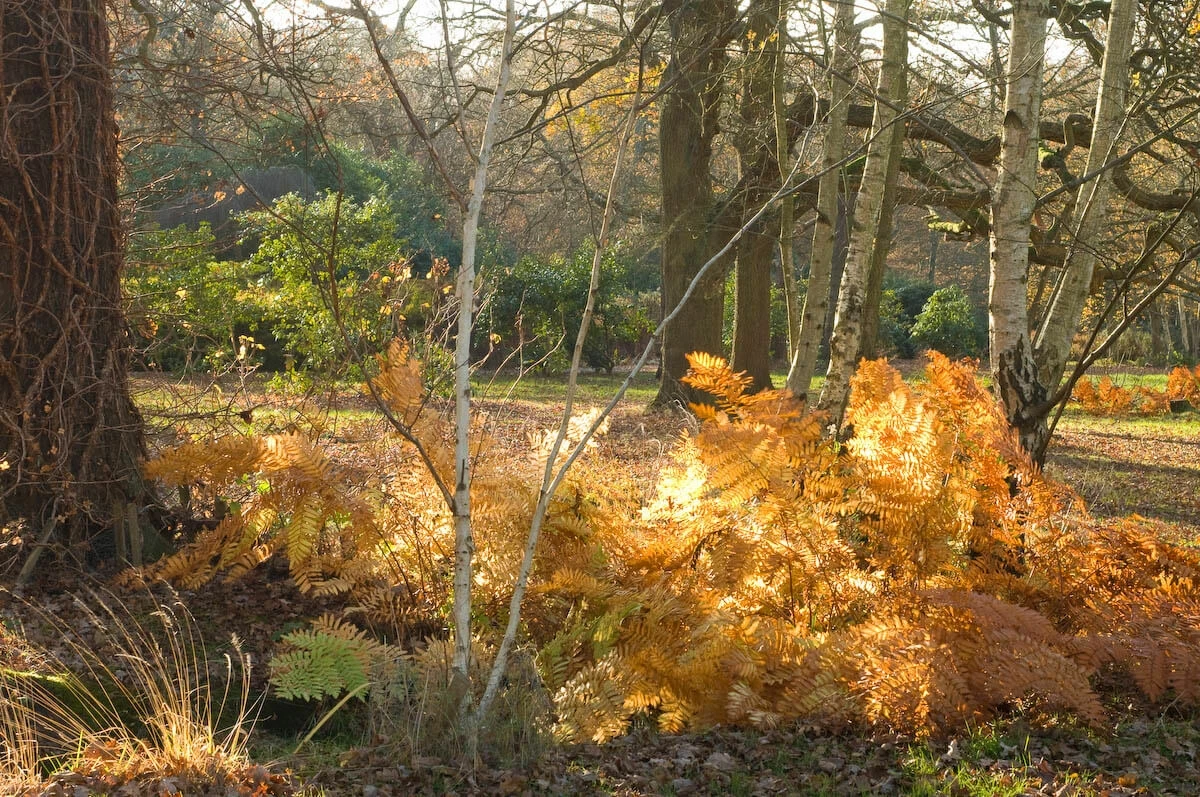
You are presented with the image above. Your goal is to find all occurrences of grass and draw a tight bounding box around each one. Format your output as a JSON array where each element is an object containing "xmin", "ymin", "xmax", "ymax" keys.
[
  {"xmin": 472, "ymin": 368, "xmax": 661, "ymax": 405},
  {"xmin": 0, "ymin": 590, "xmax": 259, "ymax": 794},
  {"xmin": 1056, "ymin": 403, "xmax": 1200, "ymax": 436}
]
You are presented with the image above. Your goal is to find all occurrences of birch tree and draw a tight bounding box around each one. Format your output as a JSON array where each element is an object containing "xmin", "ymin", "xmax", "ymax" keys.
[
  {"xmin": 987, "ymin": 0, "xmax": 1050, "ymax": 454},
  {"xmin": 1033, "ymin": 0, "xmax": 1137, "ymax": 387},
  {"xmin": 818, "ymin": 0, "xmax": 910, "ymax": 424},
  {"xmin": 774, "ymin": 0, "xmax": 800, "ymax": 364},
  {"xmin": 786, "ymin": 0, "xmax": 856, "ymax": 397},
  {"xmin": 449, "ymin": 2, "xmax": 516, "ymax": 696}
]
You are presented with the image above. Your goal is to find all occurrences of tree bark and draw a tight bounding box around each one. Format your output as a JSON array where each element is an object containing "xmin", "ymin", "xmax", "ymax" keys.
[
  {"xmin": 730, "ymin": 0, "xmax": 780, "ymax": 392},
  {"xmin": 859, "ymin": 100, "xmax": 906, "ymax": 360},
  {"xmin": 818, "ymin": 0, "xmax": 910, "ymax": 424},
  {"xmin": 786, "ymin": 0, "xmax": 856, "ymax": 398},
  {"xmin": 773, "ymin": 0, "xmax": 799, "ymax": 366},
  {"xmin": 451, "ymin": 0, "xmax": 516, "ymax": 694},
  {"xmin": 1181, "ymin": 295, "xmax": 1193, "ymax": 357},
  {"xmin": 655, "ymin": 0, "xmax": 736, "ymax": 406},
  {"xmin": 988, "ymin": 0, "xmax": 1050, "ymax": 455},
  {"xmin": 0, "ymin": 0, "xmax": 150, "ymax": 547},
  {"xmin": 1033, "ymin": 0, "xmax": 1137, "ymax": 387}
]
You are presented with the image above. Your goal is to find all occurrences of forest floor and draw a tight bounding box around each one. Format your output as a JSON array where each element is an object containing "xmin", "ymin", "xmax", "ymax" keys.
[{"xmin": 2, "ymin": 362, "xmax": 1199, "ymax": 796}]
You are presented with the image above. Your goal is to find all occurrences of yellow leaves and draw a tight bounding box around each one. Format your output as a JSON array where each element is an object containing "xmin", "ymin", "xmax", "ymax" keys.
[
  {"xmin": 372, "ymin": 339, "xmax": 424, "ymax": 424},
  {"xmin": 1073, "ymin": 370, "xmax": 1192, "ymax": 416},
  {"xmin": 137, "ymin": 347, "xmax": 1200, "ymax": 742},
  {"xmin": 543, "ymin": 352, "xmax": 1200, "ymax": 739},
  {"xmin": 682, "ymin": 351, "xmax": 754, "ymax": 416},
  {"xmin": 1167, "ymin": 364, "xmax": 1200, "ymax": 407},
  {"xmin": 140, "ymin": 428, "xmax": 382, "ymax": 596},
  {"xmin": 528, "ymin": 408, "xmax": 609, "ymax": 462}
]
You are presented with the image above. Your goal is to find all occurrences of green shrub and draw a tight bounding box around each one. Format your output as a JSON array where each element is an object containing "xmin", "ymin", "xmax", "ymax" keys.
[
  {"xmin": 878, "ymin": 289, "xmax": 916, "ymax": 358},
  {"xmin": 239, "ymin": 192, "xmax": 441, "ymax": 375},
  {"xmin": 910, "ymin": 285, "xmax": 981, "ymax": 358},
  {"xmin": 478, "ymin": 242, "xmax": 657, "ymax": 372},
  {"xmin": 125, "ymin": 224, "xmax": 262, "ymax": 371}
]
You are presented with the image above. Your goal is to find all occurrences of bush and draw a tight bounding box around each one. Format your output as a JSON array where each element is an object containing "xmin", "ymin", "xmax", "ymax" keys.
[
  {"xmin": 240, "ymin": 192, "xmax": 444, "ymax": 375},
  {"xmin": 125, "ymin": 224, "xmax": 261, "ymax": 372},
  {"xmin": 910, "ymin": 285, "xmax": 981, "ymax": 358},
  {"xmin": 877, "ymin": 289, "xmax": 915, "ymax": 357},
  {"xmin": 478, "ymin": 242, "xmax": 657, "ymax": 372}
]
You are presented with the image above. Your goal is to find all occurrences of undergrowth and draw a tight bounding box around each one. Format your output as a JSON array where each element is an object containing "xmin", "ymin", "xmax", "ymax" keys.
[
  {"xmin": 1072, "ymin": 365, "xmax": 1200, "ymax": 415},
  {"xmin": 135, "ymin": 348, "xmax": 1200, "ymax": 756},
  {"xmin": 0, "ymin": 590, "xmax": 267, "ymax": 795}
]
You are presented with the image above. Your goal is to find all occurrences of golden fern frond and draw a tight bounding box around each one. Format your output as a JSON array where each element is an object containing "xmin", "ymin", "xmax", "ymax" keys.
[
  {"xmin": 139, "ymin": 430, "xmax": 387, "ymax": 594},
  {"xmin": 143, "ymin": 435, "xmax": 267, "ymax": 487},
  {"xmin": 681, "ymin": 351, "xmax": 754, "ymax": 415},
  {"xmin": 373, "ymin": 339, "xmax": 425, "ymax": 424}
]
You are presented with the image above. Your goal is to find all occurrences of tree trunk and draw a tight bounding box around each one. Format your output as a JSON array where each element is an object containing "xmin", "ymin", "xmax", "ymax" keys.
[
  {"xmin": 655, "ymin": 0, "xmax": 735, "ymax": 406},
  {"xmin": 859, "ymin": 106, "xmax": 906, "ymax": 360},
  {"xmin": 731, "ymin": 224, "xmax": 776, "ymax": 390},
  {"xmin": 1149, "ymin": 299, "xmax": 1164, "ymax": 360},
  {"xmin": 451, "ymin": 0, "xmax": 516, "ymax": 698},
  {"xmin": 773, "ymin": 0, "xmax": 800, "ymax": 365},
  {"xmin": 0, "ymin": 0, "xmax": 150, "ymax": 548},
  {"xmin": 730, "ymin": 0, "xmax": 780, "ymax": 392},
  {"xmin": 1033, "ymin": 0, "xmax": 1137, "ymax": 387},
  {"xmin": 786, "ymin": 0, "xmax": 856, "ymax": 398},
  {"xmin": 927, "ymin": 228, "xmax": 939, "ymax": 283},
  {"xmin": 988, "ymin": 0, "xmax": 1050, "ymax": 456},
  {"xmin": 1181, "ymin": 295, "xmax": 1193, "ymax": 357},
  {"xmin": 818, "ymin": 0, "xmax": 910, "ymax": 424}
]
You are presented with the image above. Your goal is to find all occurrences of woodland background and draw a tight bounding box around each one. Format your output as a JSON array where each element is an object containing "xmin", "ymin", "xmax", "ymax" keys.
[{"xmin": 1, "ymin": 0, "xmax": 1200, "ymax": 794}]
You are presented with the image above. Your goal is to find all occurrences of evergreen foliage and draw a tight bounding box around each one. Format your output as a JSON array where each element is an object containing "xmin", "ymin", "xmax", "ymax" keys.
[
  {"xmin": 909, "ymin": 286, "xmax": 982, "ymax": 358},
  {"xmin": 478, "ymin": 242, "xmax": 657, "ymax": 371}
]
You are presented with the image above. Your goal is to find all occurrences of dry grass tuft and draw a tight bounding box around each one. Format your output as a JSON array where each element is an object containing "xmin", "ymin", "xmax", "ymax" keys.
[{"xmin": 0, "ymin": 588, "xmax": 264, "ymax": 794}]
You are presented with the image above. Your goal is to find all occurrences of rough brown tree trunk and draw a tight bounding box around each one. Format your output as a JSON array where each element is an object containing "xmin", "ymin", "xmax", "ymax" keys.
[
  {"xmin": 655, "ymin": 0, "xmax": 736, "ymax": 406},
  {"xmin": 730, "ymin": 223, "xmax": 776, "ymax": 391},
  {"xmin": 0, "ymin": 0, "xmax": 150, "ymax": 550},
  {"xmin": 730, "ymin": 0, "xmax": 780, "ymax": 392}
]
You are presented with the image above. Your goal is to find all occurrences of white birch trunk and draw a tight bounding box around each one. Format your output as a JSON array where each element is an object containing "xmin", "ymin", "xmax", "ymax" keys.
[
  {"xmin": 1033, "ymin": 0, "xmax": 1137, "ymax": 387},
  {"xmin": 774, "ymin": 0, "xmax": 800, "ymax": 358},
  {"xmin": 786, "ymin": 0, "xmax": 856, "ymax": 397},
  {"xmin": 473, "ymin": 77, "xmax": 646, "ymax": 724},
  {"xmin": 451, "ymin": 0, "xmax": 516, "ymax": 689},
  {"xmin": 988, "ymin": 0, "xmax": 1050, "ymax": 454},
  {"xmin": 817, "ymin": 0, "xmax": 908, "ymax": 423}
]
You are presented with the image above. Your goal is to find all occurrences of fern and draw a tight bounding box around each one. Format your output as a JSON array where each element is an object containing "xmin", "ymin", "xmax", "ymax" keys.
[
  {"xmin": 1166, "ymin": 364, "xmax": 1200, "ymax": 408},
  {"xmin": 140, "ymin": 344, "xmax": 1200, "ymax": 742},
  {"xmin": 270, "ymin": 614, "xmax": 400, "ymax": 701},
  {"xmin": 541, "ymin": 352, "xmax": 1200, "ymax": 740}
]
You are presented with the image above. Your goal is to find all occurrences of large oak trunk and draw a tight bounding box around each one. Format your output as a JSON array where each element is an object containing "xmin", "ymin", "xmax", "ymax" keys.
[
  {"xmin": 729, "ymin": 0, "xmax": 781, "ymax": 393},
  {"xmin": 654, "ymin": 0, "xmax": 735, "ymax": 407},
  {"xmin": 0, "ymin": 0, "xmax": 149, "ymax": 548}
]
